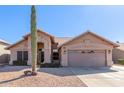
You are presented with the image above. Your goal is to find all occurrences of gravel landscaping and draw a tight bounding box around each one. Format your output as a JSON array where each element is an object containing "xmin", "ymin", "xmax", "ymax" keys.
[{"xmin": 0, "ymin": 66, "xmax": 87, "ymax": 87}]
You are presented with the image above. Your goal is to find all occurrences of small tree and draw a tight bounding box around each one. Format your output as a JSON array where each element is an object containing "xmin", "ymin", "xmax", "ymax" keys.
[{"xmin": 31, "ymin": 5, "xmax": 37, "ymax": 75}]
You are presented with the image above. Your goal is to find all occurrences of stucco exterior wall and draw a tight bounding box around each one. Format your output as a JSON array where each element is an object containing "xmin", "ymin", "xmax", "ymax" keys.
[
  {"xmin": 27, "ymin": 33, "xmax": 51, "ymax": 65},
  {"xmin": 0, "ymin": 43, "xmax": 10, "ymax": 64},
  {"xmin": 9, "ymin": 39, "xmax": 28, "ymax": 65},
  {"xmin": 9, "ymin": 31, "xmax": 115, "ymax": 66},
  {"xmin": 66, "ymin": 34, "xmax": 113, "ymax": 46},
  {"xmin": 9, "ymin": 32, "xmax": 52, "ymax": 65},
  {"xmin": 60, "ymin": 34, "xmax": 114, "ymax": 66}
]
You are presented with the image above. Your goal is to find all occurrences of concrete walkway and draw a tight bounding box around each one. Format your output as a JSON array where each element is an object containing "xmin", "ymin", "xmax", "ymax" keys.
[{"xmin": 70, "ymin": 66, "xmax": 124, "ymax": 87}]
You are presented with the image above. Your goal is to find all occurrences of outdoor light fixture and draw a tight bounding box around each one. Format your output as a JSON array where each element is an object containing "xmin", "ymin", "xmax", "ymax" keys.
[{"xmin": 108, "ymin": 50, "xmax": 111, "ymax": 54}]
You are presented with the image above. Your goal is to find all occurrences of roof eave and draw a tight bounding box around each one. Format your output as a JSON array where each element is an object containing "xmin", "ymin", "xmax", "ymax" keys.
[
  {"xmin": 58, "ymin": 31, "xmax": 119, "ymax": 49},
  {"xmin": 5, "ymin": 39, "xmax": 25, "ymax": 50},
  {"xmin": 6, "ymin": 29, "xmax": 56, "ymax": 50}
]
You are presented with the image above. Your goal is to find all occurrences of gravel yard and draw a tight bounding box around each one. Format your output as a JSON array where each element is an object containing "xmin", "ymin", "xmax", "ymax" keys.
[{"xmin": 0, "ymin": 66, "xmax": 87, "ymax": 87}]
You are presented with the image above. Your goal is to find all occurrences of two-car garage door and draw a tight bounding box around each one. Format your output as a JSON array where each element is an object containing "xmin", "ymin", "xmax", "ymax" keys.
[{"xmin": 68, "ymin": 50, "xmax": 106, "ymax": 67}]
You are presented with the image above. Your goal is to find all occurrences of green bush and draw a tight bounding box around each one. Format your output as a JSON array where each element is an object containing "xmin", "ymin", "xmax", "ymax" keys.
[
  {"xmin": 40, "ymin": 63, "xmax": 60, "ymax": 68},
  {"xmin": 117, "ymin": 59, "xmax": 124, "ymax": 65},
  {"xmin": 13, "ymin": 60, "xmax": 27, "ymax": 66}
]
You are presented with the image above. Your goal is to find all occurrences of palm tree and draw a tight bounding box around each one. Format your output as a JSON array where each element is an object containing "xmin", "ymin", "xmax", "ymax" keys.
[{"xmin": 31, "ymin": 5, "xmax": 37, "ymax": 75}]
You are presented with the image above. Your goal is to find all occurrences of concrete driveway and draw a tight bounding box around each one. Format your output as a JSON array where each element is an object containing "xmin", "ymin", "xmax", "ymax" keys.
[
  {"xmin": 70, "ymin": 65, "xmax": 124, "ymax": 87},
  {"xmin": 0, "ymin": 65, "xmax": 124, "ymax": 87}
]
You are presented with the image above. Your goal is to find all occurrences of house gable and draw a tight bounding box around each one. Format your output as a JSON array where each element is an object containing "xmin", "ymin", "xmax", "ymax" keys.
[
  {"xmin": 6, "ymin": 30, "xmax": 55, "ymax": 50},
  {"xmin": 59, "ymin": 31, "xmax": 118, "ymax": 48},
  {"xmin": 10, "ymin": 39, "xmax": 28, "ymax": 50}
]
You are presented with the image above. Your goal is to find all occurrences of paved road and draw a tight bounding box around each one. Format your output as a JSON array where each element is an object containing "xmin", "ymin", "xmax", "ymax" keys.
[{"xmin": 70, "ymin": 66, "xmax": 124, "ymax": 87}]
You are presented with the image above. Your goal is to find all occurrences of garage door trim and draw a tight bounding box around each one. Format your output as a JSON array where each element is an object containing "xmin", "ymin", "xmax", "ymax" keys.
[{"xmin": 67, "ymin": 49, "xmax": 107, "ymax": 67}]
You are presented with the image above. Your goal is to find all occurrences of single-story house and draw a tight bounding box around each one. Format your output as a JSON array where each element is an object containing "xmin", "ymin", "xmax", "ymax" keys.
[
  {"xmin": 0, "ymin": 39, "xmax": 10, "ymax": 64},
  {"xmin": 112, "ymin": 43, "xmax": 124, "ymax": 63},
  {"xmin": 6, "ymin": 30, "xmax": 118, "ymax": 67}
]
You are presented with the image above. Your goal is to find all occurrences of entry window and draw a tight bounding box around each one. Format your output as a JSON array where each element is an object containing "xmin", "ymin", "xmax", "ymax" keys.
[
  {"xmin": 17, "ymin": 51, "xmax": 23, "ymax": 61},
  {"xmin": 53, "ymin": 52, "xmax": 59, "ymax": 60},
  {"xmin": 41, "ymin": 51, "xmax": 44, "ymax": 62},
  {"xmin": 17, "ymin": 51, "xmax": 28, "ymax": 61},
  {"xmin": 23, "ymin": 51, "xmax": 28, "ymax": 61}
]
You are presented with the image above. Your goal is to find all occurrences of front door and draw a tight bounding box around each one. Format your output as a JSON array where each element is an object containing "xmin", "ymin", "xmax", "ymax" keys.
[{"xmin": 37, "ymin": 49, "xmax": 44, "ymax": 65}]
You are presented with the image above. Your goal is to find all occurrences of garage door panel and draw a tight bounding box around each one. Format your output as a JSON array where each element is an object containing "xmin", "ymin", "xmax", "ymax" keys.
[{"xmin": 68, "ymin": 50, "xmax": 105, "ymax": 67}]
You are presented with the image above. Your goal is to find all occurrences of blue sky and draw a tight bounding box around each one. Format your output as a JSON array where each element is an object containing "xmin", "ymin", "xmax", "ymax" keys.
[{"xmin": 0, "ymin": 5, "xmax": 124, "ymax": 44}]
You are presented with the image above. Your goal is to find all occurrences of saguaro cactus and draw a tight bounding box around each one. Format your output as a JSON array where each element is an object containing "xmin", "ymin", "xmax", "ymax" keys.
[{"xmin": 31, "ymin": 5, "xmax": 37, "ymax": 75}]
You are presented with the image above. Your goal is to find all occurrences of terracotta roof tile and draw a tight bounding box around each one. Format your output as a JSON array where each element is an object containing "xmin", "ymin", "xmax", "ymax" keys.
[{"xmin": 54, "ymin": 37, "xmax": 72, "ymax": 46}]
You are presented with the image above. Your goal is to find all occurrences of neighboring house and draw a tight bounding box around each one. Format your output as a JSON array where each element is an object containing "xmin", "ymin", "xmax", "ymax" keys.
[
  {"xmin": 6, "ymin": 30, "xmax": 118, "ymax": 67},
  {"xmin": 112, "ymin": 43, "xmax": 124, "ymax": 63},
  {"xmin": 0, "ymin": 39, "xmax": 10, "ymax": 64}
]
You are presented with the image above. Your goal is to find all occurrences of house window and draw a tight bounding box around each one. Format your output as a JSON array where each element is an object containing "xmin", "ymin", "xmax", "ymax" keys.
[
  {"xmin": 17, "ymin": 51, "xmax": 28, "ymax": 61},
  {"xmin": 17, "ymin": 51, "xmax": 23, "ymax": 61},
  {"xmin": 53, "ymin": 52, "xmax": 59, "ymax": 60},
  {"xmin": 23, "ymin": 51, "xmax": 28, "ymax": 61}
]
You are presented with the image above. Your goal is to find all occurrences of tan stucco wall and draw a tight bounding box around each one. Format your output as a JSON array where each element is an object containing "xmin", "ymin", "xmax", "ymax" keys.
[
  {"xmin": 65, "ymin": 34, "xmax": 113, "ymax": 46},
  {"xmin": 9, "ymin": 39, "xmax": 28, "ymax": 65},
  {"xmin": 9, "ymin": 32, "xmax": 115, "ymax": 66},
  {"xmin": 0, "ymin": 43, "xmax": 10, "ymax": 64},
  {"xmin": 60, "ymin": 34, "xmax": 114, "ymax": 66},
  {"xmin": 9, "ymin": 32, "xmax": 52, "ymax": 65}
]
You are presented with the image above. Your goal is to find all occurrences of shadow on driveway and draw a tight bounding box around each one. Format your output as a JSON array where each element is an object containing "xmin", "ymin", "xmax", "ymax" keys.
[{"xmin": 0, "ymin": 66, "xmax": 118, "ymax": 77}]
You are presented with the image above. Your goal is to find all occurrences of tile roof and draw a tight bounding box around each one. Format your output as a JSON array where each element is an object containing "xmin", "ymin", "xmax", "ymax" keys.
[
  {"xmin": 54, "ymin": 37, "xmax": 72, "ymax": 46},
  {"xmin": 59, "ymin": 31, "xmax": 119, "ymax": 48}
]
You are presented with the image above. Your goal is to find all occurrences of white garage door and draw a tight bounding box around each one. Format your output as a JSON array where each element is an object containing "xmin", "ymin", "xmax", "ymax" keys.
[{"xmin": 68, "ymin": 50, "xmax": 106, "ymax": 67}]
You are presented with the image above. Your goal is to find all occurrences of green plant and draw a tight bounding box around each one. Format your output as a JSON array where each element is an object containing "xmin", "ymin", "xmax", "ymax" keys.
[
  {"xmin": 31, "ymin": 5, "xmax": 37, "ymax": 74},
  {"xmin": 13, "ymin": 60, "xmax": 27, "ymax": 66},
  {"xmin": 40, "ymin": 63, "xmax": 60, "ymax": 68},
  {"xmin": 117, "ymin": 59, "xmax": 124, "ymax": 65}
]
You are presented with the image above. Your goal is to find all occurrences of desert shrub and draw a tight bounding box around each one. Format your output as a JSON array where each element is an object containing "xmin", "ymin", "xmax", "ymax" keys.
[
  {"xmin": 117, "ymin": 59, "xmax": 124, "ymax": 65},
  {"xmin": 40, "ymin": 63, "xmax": 60, "ymax": 68},
  {"xmin": 13, "ymin": 60, "xmax": 27, "ymax": 66}
]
